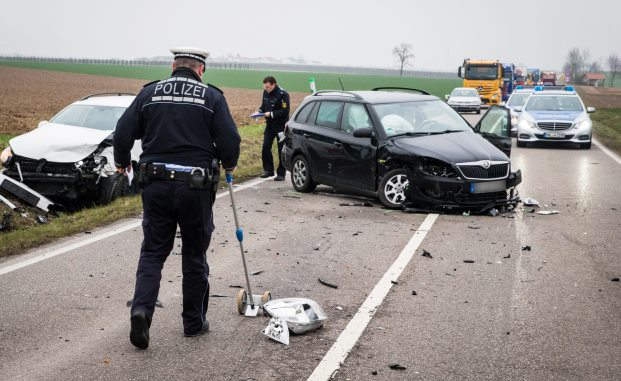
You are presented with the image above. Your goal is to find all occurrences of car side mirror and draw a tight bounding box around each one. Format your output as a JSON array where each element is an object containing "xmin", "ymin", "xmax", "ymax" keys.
[
  {"xmin": 444, "ymin": 94, "xmax": 450, "ymax": 101},
  {"xmin": 587, "ymin": 106, "xmax": 596, "ymax": 113},
  {"xmin": 353, "ymin": 127, "xmax": 373, "ymax": 138}
]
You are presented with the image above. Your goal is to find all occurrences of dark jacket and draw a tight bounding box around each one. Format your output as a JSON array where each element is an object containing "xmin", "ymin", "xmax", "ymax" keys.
[
  {"xmin": 259, "ymin": 86, "xmax": 290, "ymax": 130},
  {"xmin": 113, "ymin": 68, "xmax": 241, "ymax": 170}
]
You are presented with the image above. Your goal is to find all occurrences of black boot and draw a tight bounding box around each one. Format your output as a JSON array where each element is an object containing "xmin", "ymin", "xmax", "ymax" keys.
[
  {"xmin": 184, "ymin": 320, "xmax": 210, "ymax": 337},
  {"xmin": 130, "ymin": 310, "xmax": 151, "ymax": 349},
  {"xmin": 260, "ymin": 171, "xmax": 274, "ymax": 178}
]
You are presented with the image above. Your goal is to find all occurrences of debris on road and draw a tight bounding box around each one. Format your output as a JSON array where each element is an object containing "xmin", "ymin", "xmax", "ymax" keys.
[
  {"xmin": 388, "ymin": 363, "xmax": 407, "ymax": 370},
  {"xmin": 318, "ymin": 278, "xmax": 338, "ymax": 289},
  {"xmin": 335, "ymin": 306, "xmax": 343, "ymax": 311},
  {"xmin": 262, "ymin": 317, "xmax": 290, "ymax": 345},
  {"xmin": 467, "ymin": 225, "xmax": 480, "ymax": 229},
  {"xmin": 228, "ymin": 285, "xmax": 244, "ymax": 289},
  {"xmin": 503, "ymin": 253, "xmax": 511, "ymax": 259},
  {"xmin": 263, "ymin": 298, "xmax": 327, "ymax": 334},
  {"xmin": 210, "ymin": 294, "xmax": 228, "ymax": 298},
  {"xmin": 339, "ymin": 201, "xmax": 373, "ymax": 207},
  {"xmin": 390, "ymin": 280, "xmax": 399, "ymax": 285},
  {"xmin": 421, "ymin": 249, "xmax": 433, "ymax": 259},
  {"xmin": 537, "ymin": 210, "xmax": 559, "ymax": 215},
  {"xmin": 611, "ymin": 277, "xmax": 620, "ymax": 282},
  {"xmin": 523, "ymin": 197, "xmax": 540, "ymax": 207},
  {"xmin": 36, "ymin": 214, "xmax": 48, "ymax": 224},
  {"xmin": 522, "ymin": 245, "xmax": 532, "ymax": 251},
  {"xmin": 282, "ymin": 192, "xmax": 302, "ymax": 199},
  {"xmin": 251, "ymin": 270, "xmax": 264, "ymax": 276},
  {"xmin": 489, "ymin": 208, "xmax": 500, "ymax": 217},
  {"xmin": 411, "ymin": 290, "xmax": 417, "ymax": 296},
  {"xmin": 462, "ymin": 210, "xmax": 471, "ymax": 217},
  {"xmin": 463, "ymin": 259, "xmax": 475, "ymax": 263}
]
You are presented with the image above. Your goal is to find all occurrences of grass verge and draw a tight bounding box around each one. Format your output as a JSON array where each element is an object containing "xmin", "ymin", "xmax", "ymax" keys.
[
  {"xmin": 591, "ymin": 108, "xmax": 621, "ymax": 154},
  {"xmin": 0, "ymin": 124, "xmax": 269, "ymax": 257}
]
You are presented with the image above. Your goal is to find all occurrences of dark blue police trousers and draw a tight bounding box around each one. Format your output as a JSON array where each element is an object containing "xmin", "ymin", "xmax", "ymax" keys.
[{"xmin": 131, "ymin": 180, "xmax": 214, "ymax": 335}]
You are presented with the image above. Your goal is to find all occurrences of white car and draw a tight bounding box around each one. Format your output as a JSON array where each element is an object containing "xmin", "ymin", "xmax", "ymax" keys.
[
  {"xmin": 505, "ymin": 88, "xmax": 534, "ymax": 136},
  {"xmin": 445, "ymin": 87, "xmax": 482, "ymax": 114},
  {"xmin": 516, "ymin": 86, "xmax": 595, "ymax": 149},
  {"xmin": 0, "ymin": 93, "xmax": 141, "ymax": 206}
]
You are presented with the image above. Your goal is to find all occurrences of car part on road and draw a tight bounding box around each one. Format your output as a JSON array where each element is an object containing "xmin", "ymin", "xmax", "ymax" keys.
[
  {"xmin": 0, "ymin": 193, "xmax": 17, "ymax": 210},
  {"xmin": 318, "ymin": 278, "xmax": 338, "ymax": 289},
  {"xmin": 0, "ymin": 172, "xmax": 55, "ymax": 212},
  {"xmin": 262, "ymin": 298, "xmax": 328, "ymax": 334},
  {"xmin": 523, "ymin": 197, "xmax": 540, "ymax": 207},
  {"xmin": 536, "ymin": 210, "xmax": 559, "ymax": 215},
  {"xmin": 262, "ymin": 317, "xmax": 290, "ymax": 345},
  {"xmin": 522, "ymin": 245, "xmax": 532, "ymax": 251},
  {"xmin": 388, "ymin": 363, "xmax": 407, "ymax": 370},
  {"xmin": 226, "ymin": 173, "xmax": 272, "ymax": 317}
]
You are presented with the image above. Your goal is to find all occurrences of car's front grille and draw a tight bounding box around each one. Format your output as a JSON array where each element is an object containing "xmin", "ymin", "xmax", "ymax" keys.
[
  {"xmin": 10, "ymin": 157, "xmax": 77, "ymax": 175},
  {"xmin": 458, "ymin": 162, "xmax": 509, "ymax": 179},
  {"xmin": 537, "ymin": 122, "xmax": 573, "ymax": 130}
]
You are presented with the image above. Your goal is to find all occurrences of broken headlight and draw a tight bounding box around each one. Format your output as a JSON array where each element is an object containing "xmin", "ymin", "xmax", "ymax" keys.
[
  {"xmin": 419, "ymin": 157, "xmax": 457, "ymax": 177},
  {"xmin": 0, "ymin": 146, "xmax": 13, "ymax": 167}
]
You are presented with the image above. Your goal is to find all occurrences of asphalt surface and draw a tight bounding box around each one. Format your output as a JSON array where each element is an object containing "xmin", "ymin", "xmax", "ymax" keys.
[{"xmin": 1, "ymin": 113, "xmax": 620, "ymax": 380}]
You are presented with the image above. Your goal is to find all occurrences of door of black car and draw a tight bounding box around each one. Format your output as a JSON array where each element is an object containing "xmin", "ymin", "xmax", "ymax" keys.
[
  {"xmin": 305, "ymin": 101, "xmax": 345, "ymax": 184},
  {"xmin": 474, "ymin": 105, "xmax": 512, "ymax": 156},
  {"xmin": 332, "ymin": 103, "xmax": 376, "ymax": 191}
]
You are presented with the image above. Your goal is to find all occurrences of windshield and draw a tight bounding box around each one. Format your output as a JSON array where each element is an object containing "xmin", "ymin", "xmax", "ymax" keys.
[
  {"xmin": 464, "ymin": 64, "xmax": 499, "ymax": 80},
  {"xmin": 373, "ymin": 100, "xmax": 472, "ymax": 137},
  {"xmin": 50, "ymin": 105, "xmax": 127, "ymax": 131},
  {"xmin": 507, "ymin": 93, "xmax": 530, "ymax": 107},
  {"xmin": 451, "ymin": 89, "xmax": 478, "ymax": 97},
  {"xmin": 525, "ymin": 96, "xmax": 584, "ymax": 112}
]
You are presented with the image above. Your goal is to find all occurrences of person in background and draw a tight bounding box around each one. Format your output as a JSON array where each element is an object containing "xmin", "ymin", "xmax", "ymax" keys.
[{"xmin": 258, "ymin": 76, "xmax": 290, "ymax": 181}]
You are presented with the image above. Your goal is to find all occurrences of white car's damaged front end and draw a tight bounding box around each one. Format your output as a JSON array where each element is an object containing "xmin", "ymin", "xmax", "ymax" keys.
[{"xmin": 0, "ymin": 94, "xmax": 140, "ymax": 206}]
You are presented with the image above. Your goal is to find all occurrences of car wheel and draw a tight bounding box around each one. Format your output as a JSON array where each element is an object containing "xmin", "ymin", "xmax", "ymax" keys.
[
  {"xmin": 580, "ymin": 141, "xmax": 591, "ymax": 149},
  {"xmin": 291, "ymin": 155, "xmax": 316, "ymax": 193},
  {"xmin": 476, "ymin": 109, "xmax": 481, "ymax": 114},
  {"xmin": 97, "ymin": 173, "xmax": 128, "ymax": 205},
  {"xmin": 517, "ymin": 140, "xmax": 527, "ymax": 148},
  {"xmin": 379, "ymin": 169, "xmax": 409, "ymax": 209}
]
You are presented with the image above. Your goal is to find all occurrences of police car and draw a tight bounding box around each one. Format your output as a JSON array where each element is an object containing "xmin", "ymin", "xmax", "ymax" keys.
[
  {"xmin": 505, "ymin": 86, "xmax": 534, "ymax": 136},
  {"xmin": 516, "ymin": 86, "xmax": 595, "ymax": 149},
  {"xmin": 0, "ymin": 93, "xmax": 141, "ymax": 206}
]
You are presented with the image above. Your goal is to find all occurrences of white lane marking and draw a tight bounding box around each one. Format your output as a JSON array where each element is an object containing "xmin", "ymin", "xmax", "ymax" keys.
[
  {"xmin": 593, "ymin": 138, "xmax": 621, "ymax": 165},
  {"xmin": 307, "ymin": 213, "xmax": 439, "ymax": 381},
  {"xmin": 0, "ymin": 176, "xmax": 270, "ymax": 276}
]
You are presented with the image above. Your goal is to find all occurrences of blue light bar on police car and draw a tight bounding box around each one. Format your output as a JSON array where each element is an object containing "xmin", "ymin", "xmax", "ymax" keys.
[
  {"xmin": 564, "ymin": 85, "xmax": 575, "ymax": 92},
  {"xmin": 534, "ymin": 86, "xmax": 544, "ymax": 91}
]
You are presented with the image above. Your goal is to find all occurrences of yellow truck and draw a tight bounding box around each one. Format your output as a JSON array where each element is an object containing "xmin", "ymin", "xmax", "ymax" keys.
[{"xmin": 457, "ymin": 59, "xmax": 503, "ymax": 105}]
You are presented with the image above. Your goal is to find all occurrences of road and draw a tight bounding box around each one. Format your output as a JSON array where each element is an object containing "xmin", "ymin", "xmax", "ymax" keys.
[{"xmin": 1, "ymin": 113, "xmax": 620, "ymax": 380}]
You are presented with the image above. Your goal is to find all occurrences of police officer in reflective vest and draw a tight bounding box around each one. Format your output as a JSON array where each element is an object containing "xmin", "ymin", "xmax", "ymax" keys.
[
  {"xmin": 113, "ymin": 47, "xmax": 241, "ymax": 349},
  {"xmin": 258, "ymin": 76, "xmax": 290, "ymax": 181}
]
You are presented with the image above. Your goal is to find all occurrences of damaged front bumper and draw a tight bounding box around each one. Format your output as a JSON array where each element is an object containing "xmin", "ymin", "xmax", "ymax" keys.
[
  {"xmin": 405, "ymin": 168, "xmax": 522, "ymax": 213},
  {"xmin": 0, "ymin": 172, "xmax": 56, "ymax": 212}
]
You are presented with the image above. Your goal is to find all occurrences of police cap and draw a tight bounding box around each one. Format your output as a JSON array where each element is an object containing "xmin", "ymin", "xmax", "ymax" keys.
[{"xmin": 170, "ymin": 47, "xmax": 209, "ymax": 65}]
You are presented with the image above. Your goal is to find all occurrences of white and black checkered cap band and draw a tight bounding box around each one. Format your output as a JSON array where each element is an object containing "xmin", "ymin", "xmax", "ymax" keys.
[{"xmin": 173, "ymin": 53, "xmax": 206, "ymax": 64}]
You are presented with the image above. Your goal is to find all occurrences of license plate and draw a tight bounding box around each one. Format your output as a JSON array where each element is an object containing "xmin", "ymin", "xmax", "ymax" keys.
[
  {"xmin": 544, "ymin": 131, "xmax": 565, "ymax": 138},
  {"xmin": 470, "ymin": 180, "xmax": 506, "ymax": 194}
]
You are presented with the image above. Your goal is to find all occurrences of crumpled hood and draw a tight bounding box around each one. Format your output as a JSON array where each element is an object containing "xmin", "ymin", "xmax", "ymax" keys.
[
  {"xmin": 10, "ymin": 122, "xmax": 112, "ymax": 163},
  {"xmin": 527, "ymin": 111, "xmax": 582, "ymax": 122},
  {"xmin": 391, "ymin": 131, "xmax": 508, "ymax": 164}
]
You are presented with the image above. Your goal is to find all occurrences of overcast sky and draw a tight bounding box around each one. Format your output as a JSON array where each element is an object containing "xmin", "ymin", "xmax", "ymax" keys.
[{"xmin": 0, "ymin": 0, "xmax": 618, "ymax": 72}]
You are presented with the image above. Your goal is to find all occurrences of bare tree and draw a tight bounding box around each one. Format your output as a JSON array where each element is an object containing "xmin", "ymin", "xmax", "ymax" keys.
[
  {"xmin": 393, "ymin": 43, "xmax": 414, "ymax": 77},
  {"xmin": 566, "ymin": 48, "xmax": 589, "ymax": 83},
  {"xmin": 589, "ymin": 60, "xmax": 602, "ymax": 73},
  {"xmin": 608, "ymin": 54, "xmax": 620, "ymax": 87}
]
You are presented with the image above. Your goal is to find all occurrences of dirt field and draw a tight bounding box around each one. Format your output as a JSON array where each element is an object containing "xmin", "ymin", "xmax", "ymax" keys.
[
  {"xmin": 0, "ymin": 66, "xmax": 307, "ymax": 135},
  {"xmin": 576, "ymin": 85, "xmax": 621, "ymax": 109}
]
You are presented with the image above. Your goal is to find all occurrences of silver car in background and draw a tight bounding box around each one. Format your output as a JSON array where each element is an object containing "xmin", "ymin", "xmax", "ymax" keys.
[
  {"xmin": 445, "ymin": 87, "xmax": 482, "ymax": 114},
  {"xmin": 505, "ymin": 88, "xmax": 534, "ymax": 136}
]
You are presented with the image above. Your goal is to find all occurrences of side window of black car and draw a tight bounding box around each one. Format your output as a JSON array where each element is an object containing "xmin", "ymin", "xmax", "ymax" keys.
[
  {"xmin": 341, "ymin": 103, "xmax": 373, "ymax": 134},
  {"xmin": 315, "ymin": 102, "xmax": 344, "ymax": 129},
  {"xmin": 295, "ymin": 102, "xmax": 315, "ymax": 123}
]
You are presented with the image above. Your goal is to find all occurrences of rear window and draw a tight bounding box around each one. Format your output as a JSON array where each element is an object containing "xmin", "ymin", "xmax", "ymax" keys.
[
  {"xmin": 50, "ymin": 104, "xmax": 127, "ymax": 131},
  {"xmin": 315, "ymin": 102, "xmax": 344, "ymax": 129},
  {"xmin": 295, "ymin": 102, "xmax": 315, "ymax": 123}
]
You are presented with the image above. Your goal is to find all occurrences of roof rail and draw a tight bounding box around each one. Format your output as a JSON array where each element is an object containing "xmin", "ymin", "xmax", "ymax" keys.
[
  {"xmin": 312, "ymin": 90, "xmax": 363, "ymax": 100},
  {"xmin": 80, "ymin": 92, "xmax": 136, "ymax": 100},
  {"xmin": 371, "ymin": 87, "xmax": 430, "ymax": 95}
]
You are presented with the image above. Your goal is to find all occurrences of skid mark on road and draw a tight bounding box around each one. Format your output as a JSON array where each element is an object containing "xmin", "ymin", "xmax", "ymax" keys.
[
  {"xmin": 307, "ymin": 213, "xmax": 439, "ymax": 381},
  {"xmin": 0, "ymin": 176, "xmax": 270, "ymax": 276}
]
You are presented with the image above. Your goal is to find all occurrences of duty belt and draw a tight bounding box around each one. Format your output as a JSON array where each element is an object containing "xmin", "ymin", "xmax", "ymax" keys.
[{"xmin": 139, "ymin": 162, "xmax": 219, "ymax": 190}]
